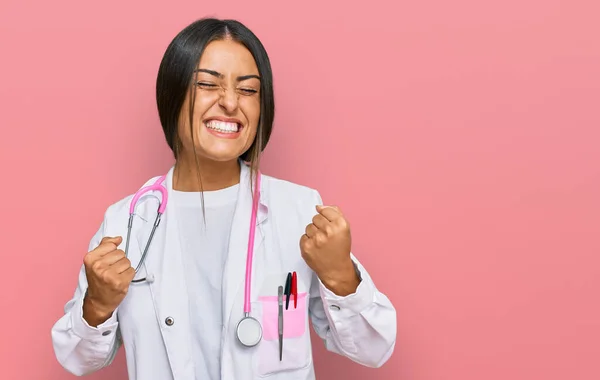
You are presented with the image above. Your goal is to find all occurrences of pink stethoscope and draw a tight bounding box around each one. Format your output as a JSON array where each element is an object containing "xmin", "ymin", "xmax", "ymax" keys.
[{"xmin": 123, "ymin": 171, "xmax": 263, "ymax": 347}]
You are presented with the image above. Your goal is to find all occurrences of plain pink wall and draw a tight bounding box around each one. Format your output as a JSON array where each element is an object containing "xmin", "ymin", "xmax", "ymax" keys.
[{"xmin": 1, "ymin": 0, "xmax": 599, "ymax": 379}]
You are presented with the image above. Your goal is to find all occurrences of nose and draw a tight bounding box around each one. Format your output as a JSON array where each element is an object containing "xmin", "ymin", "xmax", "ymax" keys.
[{"xmin": 218, "ymin": 87, "xmax": 239, "ymax": 113}]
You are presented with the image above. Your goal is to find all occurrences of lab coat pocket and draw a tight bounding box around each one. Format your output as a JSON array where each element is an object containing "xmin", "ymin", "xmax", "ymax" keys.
[{"xmin": 256, "ymin": 292, "xmax": 310, "ymax": 376}]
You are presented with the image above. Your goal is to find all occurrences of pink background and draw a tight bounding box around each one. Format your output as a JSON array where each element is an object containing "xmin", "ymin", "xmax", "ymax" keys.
[{"xmin": 1, "ymin": 0, "xmax": 599, "ymax": 379}]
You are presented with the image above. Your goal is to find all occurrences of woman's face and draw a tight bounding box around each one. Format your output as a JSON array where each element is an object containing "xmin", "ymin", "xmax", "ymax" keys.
[{"xmin": 178, "ymin": 39, "xmax": 261, "ymax": 163}]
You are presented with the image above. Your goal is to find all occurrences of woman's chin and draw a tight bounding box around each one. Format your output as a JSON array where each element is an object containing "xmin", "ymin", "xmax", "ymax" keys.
[
  {"xmin": 197, "ymin": 147, "xmax": 245, "ymax": 163},
  {"xmin": 195, "ymin": 135, "xmax": 251, "ymax": 163}
]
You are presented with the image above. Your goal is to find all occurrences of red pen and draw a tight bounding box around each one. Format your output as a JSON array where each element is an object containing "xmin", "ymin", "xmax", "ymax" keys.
[{"xmin": 292, "ymin": 272, "xmax": 298, "ymax": 308}]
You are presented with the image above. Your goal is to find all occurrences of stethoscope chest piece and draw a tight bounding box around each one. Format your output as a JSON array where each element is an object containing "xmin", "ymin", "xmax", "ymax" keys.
[{"xmin": 236, "ymin": 314, "xmax": 262, "ymax": 347}]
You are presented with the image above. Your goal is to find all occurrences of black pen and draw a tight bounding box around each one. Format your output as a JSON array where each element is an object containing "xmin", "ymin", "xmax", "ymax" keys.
[{"xmin": 284, "ymin": 272, "xmax": 292, "ymax": 310}]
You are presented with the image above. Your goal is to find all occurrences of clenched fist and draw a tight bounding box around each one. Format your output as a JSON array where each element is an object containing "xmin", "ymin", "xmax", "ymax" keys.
[
  {"xmin": 300, "ymin": 205, "xmax": 360, "ymax": 296},
  {"xmin": 82, "ymin": 236, "xmax": 135, "ymax": 327}
]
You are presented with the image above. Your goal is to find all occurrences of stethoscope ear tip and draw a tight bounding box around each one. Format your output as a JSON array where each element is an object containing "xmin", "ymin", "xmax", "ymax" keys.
[{"xmin": 146, "ymin": 274, "xmax": 155, "ymax": 283}]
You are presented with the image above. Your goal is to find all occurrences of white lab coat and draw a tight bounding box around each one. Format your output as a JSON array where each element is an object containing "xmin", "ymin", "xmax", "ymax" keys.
[{"xmin": 51, "ymin": 162, "xmax": 397, "ymax": 379}]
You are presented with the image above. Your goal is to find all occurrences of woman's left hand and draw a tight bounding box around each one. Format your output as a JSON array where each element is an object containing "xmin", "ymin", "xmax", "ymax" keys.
[{"xmin": 300, "ymin": 205, "xmax": 360, "ymax": 296}]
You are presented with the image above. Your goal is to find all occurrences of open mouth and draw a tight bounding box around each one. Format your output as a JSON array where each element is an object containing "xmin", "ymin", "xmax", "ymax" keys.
[{"xmin": 204, "ymin": 120, "xmax": 242, "ymax": 134}]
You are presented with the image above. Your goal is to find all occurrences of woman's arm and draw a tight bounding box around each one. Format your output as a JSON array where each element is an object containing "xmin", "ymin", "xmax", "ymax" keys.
[
  {"xmin": 51, "ymin": 220, "xmax": 122, "ymax": 376},
  {"xmin": 308, "ymin": 253, "xmax": 397, "ymax": 368},
  {"xmin": 305, "ymin": 190, "xmax": 397, "ymax": 368}
]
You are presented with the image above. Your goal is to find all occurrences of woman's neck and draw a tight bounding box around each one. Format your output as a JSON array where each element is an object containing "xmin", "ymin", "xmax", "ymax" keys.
[{"xmin": 173, "ymin": 156, "xmax": 241, "ymax": 192}]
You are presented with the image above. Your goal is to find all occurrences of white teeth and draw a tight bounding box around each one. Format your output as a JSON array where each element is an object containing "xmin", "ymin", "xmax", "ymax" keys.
[{"xmin": 205, "ymin": 120, "xmax": 239, "ymax": 133}]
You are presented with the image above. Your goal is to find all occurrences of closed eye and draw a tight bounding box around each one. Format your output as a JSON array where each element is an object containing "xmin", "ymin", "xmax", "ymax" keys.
[
  {"xmin": 196, "ymin": 82, "xmax": 217, "ymax": 89},
  {"xmin": 239, "ymin": 88, "xmax": 258, "ymax": 95}
]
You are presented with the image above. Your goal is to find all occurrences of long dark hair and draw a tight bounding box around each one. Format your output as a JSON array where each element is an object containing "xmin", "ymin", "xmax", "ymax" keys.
[{"xmin": 156, "ymin": 18, "xmax": 275, "ymax": 193}]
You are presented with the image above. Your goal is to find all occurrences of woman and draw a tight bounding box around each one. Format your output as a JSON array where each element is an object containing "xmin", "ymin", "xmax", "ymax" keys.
[{"xmin": 51, "ymin": 18, "xmax": 396, "ymax": 380}]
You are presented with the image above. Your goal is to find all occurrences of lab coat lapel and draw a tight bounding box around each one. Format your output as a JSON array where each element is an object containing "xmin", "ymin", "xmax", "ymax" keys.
[
  {"xmin": 135, "ymin": 167, "xmax": 194, "ymax": 379},
  {"xmin": 223, "ymin": 163, "xmax": 268, "ymax": 333}
]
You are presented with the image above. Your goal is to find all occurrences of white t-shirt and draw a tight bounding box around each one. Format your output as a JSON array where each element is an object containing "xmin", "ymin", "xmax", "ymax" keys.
[{"xmin": 173, "ymin": 183, "xmax": 239, "ymax": 380}]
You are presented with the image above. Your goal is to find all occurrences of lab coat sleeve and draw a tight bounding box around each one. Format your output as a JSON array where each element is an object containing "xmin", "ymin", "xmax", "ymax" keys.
[
  {"xmin": 51, "ymin": 220, "xmax": 122, "ymax": 376},
  {"xmin": 307, "ymin": 190, "xmax": 397, "ymax": 368}
]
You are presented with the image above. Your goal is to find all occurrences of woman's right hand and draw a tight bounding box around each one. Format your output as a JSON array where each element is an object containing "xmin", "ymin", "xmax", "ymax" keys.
[{"xmin": 82, "ymin": 236, "xmax": 135, "ymax": 327}]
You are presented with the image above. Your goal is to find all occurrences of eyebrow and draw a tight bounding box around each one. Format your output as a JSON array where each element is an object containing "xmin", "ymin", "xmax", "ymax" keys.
[{"xmin": 194, "ymin": 68, "xmax": 261, "ymax": 81}]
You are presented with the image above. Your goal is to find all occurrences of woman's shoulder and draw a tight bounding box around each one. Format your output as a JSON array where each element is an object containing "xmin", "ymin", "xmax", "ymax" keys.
[
  {"xmin": 261, "ymin": 173, "xmax": 323, "ymax": 206},
  {"xmin": 102, "ymin": 175, "xmax": 165, "ymax": 220}
]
